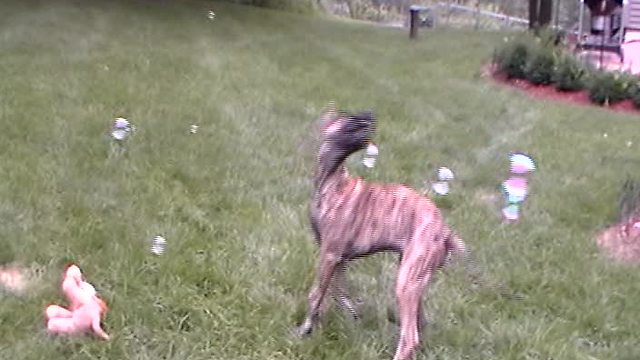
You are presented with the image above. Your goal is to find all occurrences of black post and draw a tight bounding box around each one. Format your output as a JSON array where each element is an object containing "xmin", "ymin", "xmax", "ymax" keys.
[
  {"xmin": 529, "ymin": 0, "xmax": 540, "ymax": 30},
  {"xmin": 410, "ymin": 7, "xmax": 420, "ymax": 39}
]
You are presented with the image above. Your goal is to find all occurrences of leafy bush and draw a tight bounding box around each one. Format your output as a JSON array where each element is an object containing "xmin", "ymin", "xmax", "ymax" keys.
[
  {"xmin": 525, "ymin": 46, "xmax": 557, "ymax": 85},
  {"xmin": 624, "ymin": 75, "xmax": 640, "ymax": 108},
  {"xmin": 535, "ymin": 27, "xmax": 565, "ymax": 48},
  {"xmin": 587, "ymin": 71, "xmax": 631, "ymax": 106},
  {"xmin": 552, "ymin": 55, "xmax": 587, "ymax": 91},
  {"xmin": 494, "ymin": 31, "xmax": 562, "ymax": 82},
  {"xmin": 631, "ymin": 86, "xmax": 640, "ymax": 109},
  {"xmin": 493, "ymin": 37, "xmax": 530, "ymax": 79}
]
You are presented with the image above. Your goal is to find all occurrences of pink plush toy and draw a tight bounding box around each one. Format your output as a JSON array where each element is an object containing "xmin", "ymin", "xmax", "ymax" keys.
[{"xmin": 45, "ymin": 264, "xmax": 109, "ymax": 340}]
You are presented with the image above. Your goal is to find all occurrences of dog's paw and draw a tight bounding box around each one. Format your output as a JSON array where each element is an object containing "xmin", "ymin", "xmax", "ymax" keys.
[{"xmin": 292, "ymin": 321, "xmax": 313, "ymax": 338}]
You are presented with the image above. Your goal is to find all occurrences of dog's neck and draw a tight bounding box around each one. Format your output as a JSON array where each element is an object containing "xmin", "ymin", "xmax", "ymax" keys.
[
  {"xmin": 313, "ymin": 142, "xmax": 349, "ymax": 187},
  {"xmin": 315, "ymin": 165, "xmax": 349, "ymax": 192},
  {"xmin": 313, "ymin": 151, "xmax": 352, "ymax": 204}
]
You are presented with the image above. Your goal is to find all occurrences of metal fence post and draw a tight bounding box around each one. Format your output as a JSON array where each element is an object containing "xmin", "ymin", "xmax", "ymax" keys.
[
  {"xmin": 409, "ymin": 5, "xmax": 428, "ymax": 39},
  {"xmin": 474, "ymin": 2, "xmax": 480, "ymax": 30},
  {"xmin": 410, "ymin": 6, "xmax": 419, "ymax": 39}
]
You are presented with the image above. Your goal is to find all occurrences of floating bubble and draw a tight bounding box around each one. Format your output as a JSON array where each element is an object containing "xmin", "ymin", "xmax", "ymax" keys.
[
  {"xmin": 502, "ymin": 204, "xmax": 520, "ymax": 221},
  {"xmin": 362, "ymin": 157, "xmax": 376, "ymax": 168},
  {"xmin": 432, "ymin": 181, "xmax": 450, "ymax": 196},
  {"xmin": 365, "ymin": 143, "xmax": 379, "ymax": 157},
  {"xmin": 111, "ymin": 117, "xmax": 132, "ymax": 141},
  {"xmin": 437, "ymin": 167, "xmax": 454, "ymax": 182},
  {"xmin": 362, "ymin": 143, "xmax": 378, "ymax": 168},
  {"xmin": 627, "ymin": 141, "xmax": 633, "ymax": 147},
  {"xmin": 502, "ymin": 177, "xmax": 528, "ymax": 202},
  {"xmin": 150, "ymin": 235, "xmax": 166, "ymax": 255},
  {"xmin": 111, "ymin": 129, "xmax": 127, "ymax": 141},
  {"xmin": 507, "ymin": 193, "xmax": 526, "ymax": 203},
  {"xmin": 114, "ymin": 117, "xmax": 129, "ymax": 129},
  {"xmin": 509, "ymin": 153, "xmax": 536, "ymax": 174},
  {"xmin": 603, "ymin": 133, "xmax": 608, "ymax": 138}
]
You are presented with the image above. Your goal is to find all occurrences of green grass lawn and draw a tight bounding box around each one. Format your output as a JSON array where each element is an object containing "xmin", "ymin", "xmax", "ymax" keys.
[{"xmin": 1, "ymin": 0, "xmax": 640, "ymax": 359}]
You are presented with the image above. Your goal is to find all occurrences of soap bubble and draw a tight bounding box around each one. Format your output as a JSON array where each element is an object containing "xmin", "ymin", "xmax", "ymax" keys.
[
  {"xmin": 363, "ymin": 143, "xmax": 378, "ymax": 168},
  {"xmin": 502, "ymin": 204, "xmax": 520, "ymax": 221},
  {"xmin": 502, "ymin": 177, "xmax": 528, "ymax": 202},
  {"xmin": 432, "ymin": 181, "xmax": 450, "ymax": 196},
  {"xmin": 111, "ymin": 117, "xmax": 131, "ymax": 141},
  {"xmin": 150, "ymin": 235, "xmax": 167, "ymax": 255},
  {"xmin": 437, "ymin": 167, "xmax": 454, "ymax": 181},
  {"xmin": 365, "ymin": 143, "xmax": 379, "ymax": 157},
  {"xmin": 362, "ymin": 157, "xmax": 376, "ymax": 168},
  {"xmin": 509, "ymin": 153, "xmax": 536, "ymax": 174}
]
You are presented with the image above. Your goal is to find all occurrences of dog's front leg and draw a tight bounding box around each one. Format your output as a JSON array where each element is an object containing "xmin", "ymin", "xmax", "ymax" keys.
[{"xmin": 296, "ymin": 251, "xmax": 340, "ymax": 337}]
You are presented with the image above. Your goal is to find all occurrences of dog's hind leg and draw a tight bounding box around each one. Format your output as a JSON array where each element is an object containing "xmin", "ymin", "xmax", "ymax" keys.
[
  {"xmin": 296, "ymin": 251, "xmax": 340, "ymax": 337},
  {"xmin": 330, "ymin": 261, "xmax": 360, "ymax": 321},
  {"xmin": 393, "ymin": 261, "xmax": 432, "ymax": 360},
  {"xmin": 417, "ymin": 299, "xmax": 427, "ymax": 335},
  {"xmin": 393, "ymin": 233, "xmax": 445, "ymax": 360}
]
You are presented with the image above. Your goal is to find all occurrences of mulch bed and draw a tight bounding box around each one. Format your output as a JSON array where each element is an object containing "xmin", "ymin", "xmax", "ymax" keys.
[{"xmin": 484, "ymin": 64, "xmax": 640, "ymax": 116}]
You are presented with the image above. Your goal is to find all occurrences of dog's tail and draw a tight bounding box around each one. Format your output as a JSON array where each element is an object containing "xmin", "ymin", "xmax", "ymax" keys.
[{"xmin": 445, "ymin": 231, "xmax": 523, "ymax": 300}]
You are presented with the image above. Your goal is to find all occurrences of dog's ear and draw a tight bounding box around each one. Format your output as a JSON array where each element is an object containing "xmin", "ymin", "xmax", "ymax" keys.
[
  {"xmin": 318, "ymin": 102, "xmax": 337, "ymax": 128},
  {"xmin": 311, "ymin": 102, "xmax": 340, "ymax": 137}
]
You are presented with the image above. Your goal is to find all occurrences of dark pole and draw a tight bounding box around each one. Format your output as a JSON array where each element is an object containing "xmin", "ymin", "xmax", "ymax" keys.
[
  {"xmin": 539, "ymin": 0, "xmax": 553, "ymax": 27},
  {"xmin": 554, "ymin": 0, "xmax": 560, "ymax": 30},
  {"xmin": 410, "ymin": 7, "xmax": 419, "ymax": 39},
  {"xmin": 600, "ymin": 27, "xmax": 605, "ymax": 70},
  {"xmin": 529, "ymin": 0, "xmax": 539, "ymax": 30}
]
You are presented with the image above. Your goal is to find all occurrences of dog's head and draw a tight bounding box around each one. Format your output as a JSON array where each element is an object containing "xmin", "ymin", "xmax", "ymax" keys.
[{"xmin": 317, "ymin": 105, "xmax": 377, "ymax": 158}]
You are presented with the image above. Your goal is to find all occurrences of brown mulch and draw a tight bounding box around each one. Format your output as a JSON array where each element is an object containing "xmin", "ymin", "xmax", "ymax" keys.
[{"xmin": 484, "ymin": 64, "xmax": 640, "ymax": 116}]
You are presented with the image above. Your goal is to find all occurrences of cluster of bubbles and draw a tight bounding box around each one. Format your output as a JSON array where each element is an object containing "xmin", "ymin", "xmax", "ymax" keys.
[
  {"xmin": 502, "ymin": 153, "xmax": 536, "ymax": 222},
  {"xmin": 431, "ymin": 166, "xmax": 454, "ymax": 196},
  {"xmin": 362, "ymin": 143, "xmax": 379, "ymax": 168},
  {"xmin": 109, "ymin": 116, "xmax": 202, "ymax": 255},
  {"xmin": 360, "ymin": 137, "xmax": 537, "ymax": 224},
  {"xmin": 111, "ymin": 118, "xmax": 132, "ymax": 141}
]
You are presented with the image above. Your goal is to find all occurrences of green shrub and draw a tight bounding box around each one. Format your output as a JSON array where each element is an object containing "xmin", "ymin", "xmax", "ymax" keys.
[
  {"xmin": 552, "ymin": 55, "xmax": 587, "ymax": 91},
  {"xmin": 494, "ymin": 31, "xmax": 563, "ymax": 82},
  {"xmin": 493, "ymin": 38, "xmax": 530, "ymax": 79},
  {"xmin": 587, "ymin": 71, "xmax": 631, "ymax": 106},
  {"xmin": 624, "ymin": 75, "xmax": 640, "ymax": 107},
  {"xmin": 631, "ymin": 83, "xmax": 640, "ymax": 109},
  {"xmin": 535, "ymin": 27, "xmax": 564, "ymax": 48},
  {"xmin": 525, "ymin": 46, "xmax": 557, "ymax": 85}
]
